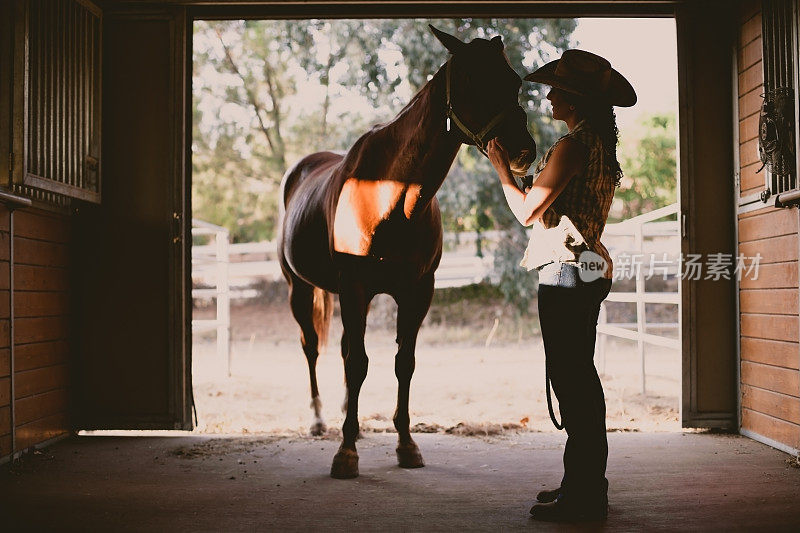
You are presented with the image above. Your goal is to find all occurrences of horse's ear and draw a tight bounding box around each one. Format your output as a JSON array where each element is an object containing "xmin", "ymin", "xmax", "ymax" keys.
[
  {"xmin": 429, "ymin": 25, "xmax": 465, "ymax": 54},
  {"xmin": 491, "ymin": 35, "xmax": 504, "ymax": 50}
]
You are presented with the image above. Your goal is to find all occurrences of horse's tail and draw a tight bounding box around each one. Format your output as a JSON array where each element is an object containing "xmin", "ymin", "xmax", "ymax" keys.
[{"xmin": 312, "ymin": 287, "xmax": 334, "ymax": 353}]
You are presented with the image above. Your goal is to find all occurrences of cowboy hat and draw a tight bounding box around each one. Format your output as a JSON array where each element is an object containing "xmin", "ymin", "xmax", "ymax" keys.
[{"xmin": 524, "ymin": 49, "xmax": 637, "ymax": 107}]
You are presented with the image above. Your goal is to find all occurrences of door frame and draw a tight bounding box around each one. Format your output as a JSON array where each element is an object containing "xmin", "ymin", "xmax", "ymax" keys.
[{"xmin": 174, "ymin": 0, "xmax": 734, "ymax": 430}]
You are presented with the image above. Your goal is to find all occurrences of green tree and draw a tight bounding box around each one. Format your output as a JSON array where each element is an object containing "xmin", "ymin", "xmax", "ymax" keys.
[
  {"xmin": 192, "ymin": 99, "xmax": 280, "ymax": 243},
  {"xmin": 296, "ymin": 19, "xmax": 403, "ymax": 140},
  {"xmin": 612, "ymin": 113, "xmax": 677, "ymax": 221},
  {"xmin": 192, "ymin": 20, "xmax": 302, "ymax": 241},
  {"xmin": 193, "ymin": 19, "xmax": 400, "ymax": 241}
]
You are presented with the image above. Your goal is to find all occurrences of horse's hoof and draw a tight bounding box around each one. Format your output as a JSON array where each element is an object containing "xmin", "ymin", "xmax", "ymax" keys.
[
  {"xmin": 330, "ymin": 448, "xmax": 359, "ymax": 479},
  {"xmin": 396, "ymin": 442, "xmax": 425, "ymax": 469},
  {"xmin": 310, "ymin": 421, "xmax": 327, "ymax": 437}
]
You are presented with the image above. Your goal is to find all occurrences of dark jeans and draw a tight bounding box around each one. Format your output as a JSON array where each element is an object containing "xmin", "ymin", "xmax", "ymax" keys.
[{"xmin": 537, "ymin": 262, "xmax": 612, "ymax": 504}]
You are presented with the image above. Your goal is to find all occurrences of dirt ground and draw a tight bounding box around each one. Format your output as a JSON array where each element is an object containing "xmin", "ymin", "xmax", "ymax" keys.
[{"xmin": 192, "ymin": 293, "xmax": 680, "ymax": 435}]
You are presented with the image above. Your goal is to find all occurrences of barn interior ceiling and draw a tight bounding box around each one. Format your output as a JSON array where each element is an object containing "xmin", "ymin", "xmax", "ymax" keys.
[{"xmin": 96, "ymin": 0, "xmax": 680, "ymax": 17}]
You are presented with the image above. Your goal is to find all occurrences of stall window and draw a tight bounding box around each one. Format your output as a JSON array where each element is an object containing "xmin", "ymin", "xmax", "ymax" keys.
[
  {"xmin": 10, "ymin": 0, "xmax": 102, "ymax": 205},
  {"xmin": 758, "ymin": 0, "xmax": 799, "ymax": 206}
]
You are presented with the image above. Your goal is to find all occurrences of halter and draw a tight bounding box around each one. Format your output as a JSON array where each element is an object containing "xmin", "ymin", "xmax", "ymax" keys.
[{"xmin": 445, "ymin": 59, "xmax": 519, "ymax": 157}]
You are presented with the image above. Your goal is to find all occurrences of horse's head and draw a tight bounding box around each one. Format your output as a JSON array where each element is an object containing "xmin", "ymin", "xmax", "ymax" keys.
[{"xmin": 430, "ymin": 25, "xmax": 536, "ymax": 176}]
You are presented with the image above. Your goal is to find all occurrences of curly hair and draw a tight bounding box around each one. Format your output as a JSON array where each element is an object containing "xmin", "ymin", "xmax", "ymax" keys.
[{"xmin": 564, "ymin": 93, "xmax": 624, "ymax": 187}]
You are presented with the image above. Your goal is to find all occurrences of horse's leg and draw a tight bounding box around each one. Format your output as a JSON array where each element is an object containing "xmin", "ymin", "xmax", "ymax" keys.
[
  {"xmin": 288, "ymin": 278, "xmax": 326, "ymax": 436},
  {"xmin": 330, "ymin": 277, "xmax": 370, "ymax": 479},
  {"xmin": 393, "ymin": 273, "xmax": 434, "ymax": 469},
  {"xmin": 339, "ymin": 330, "xmax": 349, "ymax": 414}
]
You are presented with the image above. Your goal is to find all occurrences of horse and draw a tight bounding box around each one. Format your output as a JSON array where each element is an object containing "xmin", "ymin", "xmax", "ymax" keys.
[{"xmin": 278, "ymin": 25, "xmax": 537, "ymax": 479}]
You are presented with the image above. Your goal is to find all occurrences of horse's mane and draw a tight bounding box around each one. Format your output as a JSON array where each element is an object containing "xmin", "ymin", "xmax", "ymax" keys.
[
  {"xmin": 385, "ymin": 66, "xmax": 444, "ymax": 136},
  {"xmin": 380, "ymin": 66, "xmax": 447, "ymax": 174},
  {"xmin": 333, "ymin": 64, "xmax": 447, "ymax": 184}
]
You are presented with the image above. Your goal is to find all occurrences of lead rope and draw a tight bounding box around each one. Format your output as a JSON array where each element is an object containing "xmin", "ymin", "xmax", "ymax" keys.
[{"xmin": 545, "ymin": 364, "xmax": 564, "ymax": 430}]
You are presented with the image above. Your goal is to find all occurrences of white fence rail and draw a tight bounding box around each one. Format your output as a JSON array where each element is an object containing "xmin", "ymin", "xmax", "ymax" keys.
[
  {"xmin": 192, "ymin": 207, "xmax": 681, "ymax": 392},
  {"xmin": 190, "ymin": 229, "xmax": 495, "ymax": 378},
  {"xmin": 192, "ymin": 240, "xmax": 495, "ymax": 292},
  {"xmin": 192, "ymin": 219, "xmax": 231, "ymax": 376},
  {"xmin": 597, "ymin": 203, "xmax": 681, "ymax": 395}
]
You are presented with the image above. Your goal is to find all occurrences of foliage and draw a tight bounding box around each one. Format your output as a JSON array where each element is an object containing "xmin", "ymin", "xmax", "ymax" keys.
[
  {"xmin": 611, "ymin": 113, "xmax": 677, "ymax": 222},
  {"xmin": 192, "ymin": 19, "xmax": 401, "ymax": 241},
  {"xmin": 192, "ymin": 98, "xmax": 280, "ymax": 243},
  {"xmin": 430, "ymin": 280, "xmax": 505, "ymax": 305}
]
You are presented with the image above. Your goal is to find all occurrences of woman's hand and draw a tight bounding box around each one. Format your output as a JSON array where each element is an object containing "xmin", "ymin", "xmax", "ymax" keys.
[
  {"xmin": 494, "ymin": 137, "xmax": 587, "ymax": 227},
  {"xmin": 487, "ymin": 138, "xmax": 512, "ymax": 182}
]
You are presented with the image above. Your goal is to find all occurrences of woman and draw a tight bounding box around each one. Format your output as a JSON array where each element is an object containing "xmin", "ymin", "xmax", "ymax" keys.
[{"xmin": 486, "ymin": 49, "xmax": 636, "ymax": 522}]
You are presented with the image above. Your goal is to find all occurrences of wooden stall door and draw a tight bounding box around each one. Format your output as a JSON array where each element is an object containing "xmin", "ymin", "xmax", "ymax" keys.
[
  {"xmin": 677, "ymin": 2, "xmax": 738, "ymax": 428},
  {"xmin": 73, "ymin": 11, "xmax": 191, "ymax": 429}
]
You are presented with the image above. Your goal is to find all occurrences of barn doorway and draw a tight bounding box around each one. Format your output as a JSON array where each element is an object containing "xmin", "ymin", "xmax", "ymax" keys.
[{"xmin": 189, "ymin": 16, "xmax": 681, "ymax": 436}]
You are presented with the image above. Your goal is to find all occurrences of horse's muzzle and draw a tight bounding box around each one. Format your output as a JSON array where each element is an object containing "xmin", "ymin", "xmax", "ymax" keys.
[{"xmin": 510, "ymin": 148, "xmax": 536, "ymax": 177}]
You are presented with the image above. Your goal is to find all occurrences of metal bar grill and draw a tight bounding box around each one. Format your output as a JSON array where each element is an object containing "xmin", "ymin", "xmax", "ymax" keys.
[
  {"xmin": 761, "ymin": 0, "xmax": 797, "ymax": 196},
  {"xmin": 783, "ymin": 0, "xmax": 794, "ymax": 193},
  {"xmin": 23, "ymin": 0, "xmax": 101, "ymax": 204},
  {"xmin": 764, "ymin": 1, "xmax": 773, "ymax": 91}
]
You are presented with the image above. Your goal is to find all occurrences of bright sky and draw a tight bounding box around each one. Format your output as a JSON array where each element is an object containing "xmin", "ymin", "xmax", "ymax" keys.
[{"xmin": 572, "ymin": 18, "xmax": 678, "ymax": 134}]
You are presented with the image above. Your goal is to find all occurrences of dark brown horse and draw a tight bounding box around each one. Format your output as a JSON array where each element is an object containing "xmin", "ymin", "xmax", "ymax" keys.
[{"xmin": 278, "ymin": 26, "xmax": 536, "ymax": 479}]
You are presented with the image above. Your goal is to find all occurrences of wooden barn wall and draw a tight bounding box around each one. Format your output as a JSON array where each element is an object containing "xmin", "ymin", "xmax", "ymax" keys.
[
  {"xmin": 737, "ymin": 1, "xmax": 800, "ymax": 451},
  {"xmin": 0, "ymin": 207, "xmax": 72, "ymax": 458}
]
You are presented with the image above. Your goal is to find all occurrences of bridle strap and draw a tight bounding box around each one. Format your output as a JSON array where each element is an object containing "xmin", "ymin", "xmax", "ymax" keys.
[{"xmin": 445, "ymin": 59, "xmax": 517, "ymax": 156}]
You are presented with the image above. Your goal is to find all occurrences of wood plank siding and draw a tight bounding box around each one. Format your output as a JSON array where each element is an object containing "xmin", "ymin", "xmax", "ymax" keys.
[
  {"xmin": 738, "ymin": 8, "xmax": 763, "ymax": 198},
  {"xmin": 737, "ymin": 1, "xmax": 800, "ymax": 451},
  {"xmin": 0, "ymin": 207, "xmax": 71, "ymax": 458}
]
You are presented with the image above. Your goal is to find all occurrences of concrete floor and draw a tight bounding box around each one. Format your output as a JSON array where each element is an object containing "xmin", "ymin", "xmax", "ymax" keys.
[{"xmin": 1, "ymin": 432, "xmax": 799, "ymax": 531}]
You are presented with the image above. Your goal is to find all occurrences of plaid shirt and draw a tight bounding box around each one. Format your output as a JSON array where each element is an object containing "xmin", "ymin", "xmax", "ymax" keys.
[{"xmin": 520, "ymin": 119, "xmax": 615, "ymax": 279}]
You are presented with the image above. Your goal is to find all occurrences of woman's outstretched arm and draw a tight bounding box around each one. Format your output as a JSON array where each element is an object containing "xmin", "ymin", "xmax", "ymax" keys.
[{"xmin": 487, "ymin": 137, "xmax": 587, "ymax": 227}]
